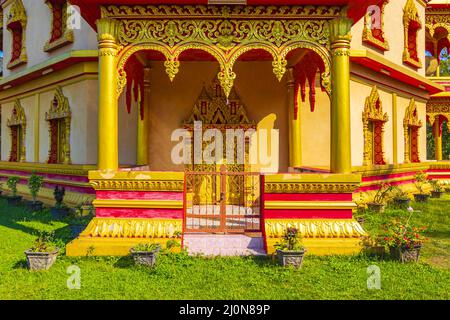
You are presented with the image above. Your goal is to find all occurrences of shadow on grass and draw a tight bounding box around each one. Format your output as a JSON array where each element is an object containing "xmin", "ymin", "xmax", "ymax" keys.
[
  {"xmin": 12, "ymin": 259, "xmax": 28, "ymax": 270},
  {"xmin": 113, "ymin": 256, "xmax": 135, "ymax": 269}
]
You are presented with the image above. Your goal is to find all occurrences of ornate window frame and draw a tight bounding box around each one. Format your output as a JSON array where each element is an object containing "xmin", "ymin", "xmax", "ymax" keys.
[
  {"xmin": 43, "ymin": 0, "xmax": 74, "ymax": 52},
  {"xmin": 362, "ymin": 0, "xmax": 389, "ymax": 51},
  {"xmin": 6, "ymin": 0, "xmax": 27, "ymax": 69},
  {"xmin": 7, "ymin": 99, "xmax": 26, "ymax": 162},
  {"xmin": 402, "ymin": 0, "xmax": 422, "ymax": 69},
  {"xmin": 45, "ymin": 86, "xmax": 72, "ymax": 164},
  {"xmin": 362, "ymin": 86, "xmax": 388, "ymax": 166},
  {"xmin": 403, "ymin": 98, "xmax": 422, "ymax": 163}
]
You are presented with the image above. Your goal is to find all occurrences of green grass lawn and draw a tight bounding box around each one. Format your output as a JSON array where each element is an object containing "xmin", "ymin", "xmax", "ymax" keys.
[{"xmin": 0, "ymin": 196, "xmax": 449, "ymax": 300}]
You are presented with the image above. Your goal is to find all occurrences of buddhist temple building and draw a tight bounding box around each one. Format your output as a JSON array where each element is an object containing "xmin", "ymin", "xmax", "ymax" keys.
[{"xmin": 0, "ymin": 0, "xmax": 449, "ymax": 256}]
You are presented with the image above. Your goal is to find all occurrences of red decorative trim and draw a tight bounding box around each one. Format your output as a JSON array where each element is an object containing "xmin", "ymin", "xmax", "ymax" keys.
[
  {"xmin": 96, "ymin": 191, "xmax": 183, "ymax": 200},
  {"xmin": 95, "ymin": 208, "xmax": 183, "ymax": 219},
  {"xmin": 264, "ymin": 209, "xmax": 353, "ymax": 219},
  {"xmin": 48, "ymin": 120, "xmax": 59, "ymax": 164},
  {"xmin": 373, "ymin": 121, "xmax": 386, "ymax": 165},
  {"xmin": 9, "ymin": 126, "xmax": 18, "ymax": 162},
  {"xmin": 124, "ymin": 55, "xmax": 145, "ymax": 120},
  {"xmin": 410, "ymin": 127, "xmax": 420, "ymax": 163}
]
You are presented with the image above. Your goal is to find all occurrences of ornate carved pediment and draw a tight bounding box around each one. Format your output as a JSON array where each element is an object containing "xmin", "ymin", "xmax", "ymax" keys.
[
  {"xmin": 7, "ymin": 99, "xmax": 26, "ymax": 127},
  {"xmin": 185, "ymin": 78, "xmax": 254, "ymax": 127},
  {"xmin": 6, "ymin": 0, "xmax": 28, "ymax": 69},
  {"xmin": 404, "ymin": 98, "xmax": 422, "ymax": 128},
  {"xmin": 362, "ymin": 86, "xmax": 388, "ymax": 123},
  {"xmin": 46, "ymin": 86, "xmax": 71, "ymax": 120}
]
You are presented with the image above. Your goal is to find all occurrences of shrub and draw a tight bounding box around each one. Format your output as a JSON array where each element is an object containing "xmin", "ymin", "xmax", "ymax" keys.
[
  {"xmin": 30, "ymin": 231, "xmax": 57, "ymax": 253},
  {"xmin": 132, "ymin": 243, "xmax": 162, "ymax": 252},
  {"xmin": 28, "ymin": 173, "xmax": 43, "ymax": 203},
  {"xmin": 6, "ymin": 176, "xmax": 20, "ymax": 197},
  {"xmin": 371, "ymin": 182, "xmax": 394, "ymax": 204},
  {"xmin": 53, "ymin": 186, "xmax": 66, "ymax": 208},
  {"xmin": 378, "ymin": 220, "xmax": 427, "ymax": 249},
  {"xmin": 430, "ymin": 179, "xmax": 443, "ymax": 192},
  {"xmin": 414, "ymin": 171, "xmax": 429, "ymax": 194}
]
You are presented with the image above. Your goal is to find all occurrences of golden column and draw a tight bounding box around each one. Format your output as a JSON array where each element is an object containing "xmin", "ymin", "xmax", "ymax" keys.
[
  {"xmin": 330, "ymin": 17, "xmax": 352, "ymax": 174},
  {"xmin": 287, "ymin": 67, "xmax": 302, "ymax": 169},
  {"xmin": 97, "ymin": 18, "xmax": 120, "ymax": 171},
  {"xmin": 137, "ymin": 67, "xmax": 151, "ymax": 166},
  {"xmin": 434, "ymin": 115, "xmax": 443, "ymax": 161}
]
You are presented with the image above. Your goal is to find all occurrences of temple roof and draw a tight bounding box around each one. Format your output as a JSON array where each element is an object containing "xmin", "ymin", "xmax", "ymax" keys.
[{"xmin": 69, "ymin": 0, "xmax": 383, "ymax": 29}]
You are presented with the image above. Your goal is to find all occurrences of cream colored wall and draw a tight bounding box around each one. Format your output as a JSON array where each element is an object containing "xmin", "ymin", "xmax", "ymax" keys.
[
  {"xmin": 1, "ymin": 79, "xmax": 98, "ymax": 164},
  {"xmin": 300, "ymin": 84, "xmax": 330, "ymax": 168},
  {"xmin": 140, "ymin": 61, "xmax": 289, "ymax": 172},
  {"xmin": 350, "ymin": 0, "xmax": 426, "ymax": 76},
  {"xmin": 2, "ymin": 0, "xmax": 97, "ymax": 78}
]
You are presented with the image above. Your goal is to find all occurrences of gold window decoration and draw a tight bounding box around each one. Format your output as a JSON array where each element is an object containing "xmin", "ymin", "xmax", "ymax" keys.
[
  {"xmin": 45, "ymin": 86, "xmax": 71, "ymax": 164},
  {"xmin": 402, "ymin": 0, "xmax": 422, "ymax": 69},
  {"xmin": 7, "ymin": 99, "xmax": 26, "ymax": 162},
  {"xmin": 6, "ymin": 0, "xmax": 27, "ymax": 69},
  {"xmin": 403, "ymin": 99, "xmax": 422, "ymax": 163},
  {"xmin": 362, "ymin": 86, "xmax": 389, "ymax": 166},
  {"xmin": 362, "ymin": 0, "xmax": 389, "ymax": 51},
  {"xmin": 44, "ymin": 0, "xmax": 74, "ymax": 52}
]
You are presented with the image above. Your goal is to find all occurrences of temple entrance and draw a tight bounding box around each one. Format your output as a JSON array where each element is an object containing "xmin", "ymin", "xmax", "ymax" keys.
[
  {"xmin": 184, "ymin": 165, "xmax": 261, "ymax": 233},
  {"xmin": 183, "ymin": 77, "xmax": 261, "ymax": 233}
]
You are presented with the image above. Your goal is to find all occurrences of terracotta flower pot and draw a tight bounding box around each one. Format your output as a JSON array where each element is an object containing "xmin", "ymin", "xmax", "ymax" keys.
[
  {"xmin": 25, "ymin": 248, "xmax": 59, "ymax": 271},
  {"xmin": 276, "ymin": 249, "xmax": 306, "ymax": 269},
  {"xmin": 367, "ymin": 202, "xmax": 385, "ymax": 213},
  {"xmin": 389, "ymin": 245, "xmax": 422, "ymax": 263},
  {"xmin": 130, "ymin": 248, "xmax": 160, "ymax": 267},
  {"xmin": 414, "ymin": 194, "xmax": 429, "ymax": 203}
]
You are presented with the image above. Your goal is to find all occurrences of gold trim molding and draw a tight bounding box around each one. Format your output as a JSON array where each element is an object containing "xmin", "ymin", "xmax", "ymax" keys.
[
  {"xmin": 403, "ymin": 98, "xmax": 422, "ymax": 163},
  {"xmin": 0, "ymin": 161, "xmax": 95, "ymax": 176},
  {"xmin": 43, "ymin": 0, "xmax": 74, "ymax": 52},
  {"xmin": 6, "ymin": 0, "xmax": 27, "ymax": 69},
  {"xmin": 7, "ymin": 99, "xmax": 26, "ymax": 162},
  {"xmin": 402, "ymin": 0, "xmax": 422, "ymax": 69},
  {"xmin": 265, "ymin": 201, "xmax": 356, "ymax": 210},
  {"xmin": 93, "ymin": 199, "xmax": 183, "ymax": 209},
  {"xmin": 362, "ymin": 86, "xmax": 388, "ymax": 166},
  {"xmin": 45, "ymin": 86, "xmax": 72, "ymax": 164}
]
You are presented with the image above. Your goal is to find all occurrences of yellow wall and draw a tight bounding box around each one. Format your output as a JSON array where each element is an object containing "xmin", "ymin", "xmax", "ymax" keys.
[{"xmin": 300, "ymin": 83, "xmax": 331, "ymax": 168}]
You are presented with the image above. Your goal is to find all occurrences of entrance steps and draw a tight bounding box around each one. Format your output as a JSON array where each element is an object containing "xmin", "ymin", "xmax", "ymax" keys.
[{"xmin": 183, "ymin": 234, "xmax": 266, "ymax": 256}]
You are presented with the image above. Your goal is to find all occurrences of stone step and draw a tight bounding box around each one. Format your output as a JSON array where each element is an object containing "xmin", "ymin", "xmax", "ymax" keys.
[{"xmin": 183, "ymin": 234, "xmax": 266, "ymax": 256}]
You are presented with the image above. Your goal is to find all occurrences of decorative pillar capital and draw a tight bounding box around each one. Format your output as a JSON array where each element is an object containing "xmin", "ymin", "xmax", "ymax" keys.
[
  {"xmin": 329, "ymin": 17, "xmax": 352, "ymax": 49},
  {"xmin": 96, "ymin": 18, "xmax": 120, "ymax": 53}
]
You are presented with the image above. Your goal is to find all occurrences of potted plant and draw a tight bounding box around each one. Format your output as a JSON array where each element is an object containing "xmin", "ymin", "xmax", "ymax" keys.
[
  {"xmin": 24, "ymin": 231, "xmax": 60, "ymax": 271},
  {"xmin": 6, "ymin": 176, "xmax": 22, "ymax": 205},
  {"xmin": 130, "ymin": 243, "xmax": 162, "ymax": 267},
  {"xmin": 413, "ymin": 172, "xmax": 430, "ymax": 202},
  {"xmin": 378, "ymin": 220, "xmax": 427, "ymax": 263},
  {"xmin": 27, "ymin": 173, "xmax": 44, "ymax": 211},
  {"xmin": 367, "ymin": 183, "xmax": 393, "ymax": 213},
  {"xmin": 392, "ymin": 186, "xmax": 411, "ymax": 209},
  {"xmin": 274, "ymin": 227, "xmax": 306, "ymax": 269},
  {"xmin": 429, "ymin": 179, "xmax": 444, "ymax": 199},
  {"xmin": 51, "ymin": 186, "xmax": 70, "ymax": 219}
]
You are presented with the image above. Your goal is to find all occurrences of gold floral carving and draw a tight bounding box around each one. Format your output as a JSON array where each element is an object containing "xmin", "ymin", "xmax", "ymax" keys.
[
  {"xmin": 45, "ymin": 86, "xmax": 72, "ymax": 164},
  {"xmin": 362, "ymin": 0, "xmax": 389, "ymax": 51},
  {"xmin": 362, "ymin": 86, "xmax": 388, "ymax": 166},
  {"xmin": 104, "ymin": 5, "xmax": 334, "ymax": 98},
  {"xmin": 90, "ymin": 180, "xmax": 184, "ymax": 192},
  {"xmin": 7, "ymin": 99, "xmax": 26, "ymax": 162},
  {"xmin": 427, "ymin": 100, "xmax": 450, "ymax": 133},
  {"xmin": 264, "ymin": 182, "xmax": 359, "ymax": 194},
  {"xmin": 265, "ymin": 219, "xmax": 366, "ymax": 239},
  {"xmin": 81, "ymin": 218, "xmax": 182, "ymax": 239},
  {"xmin": 6, "ymin": 0, "xmax": 27, "ymax": 69}
]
